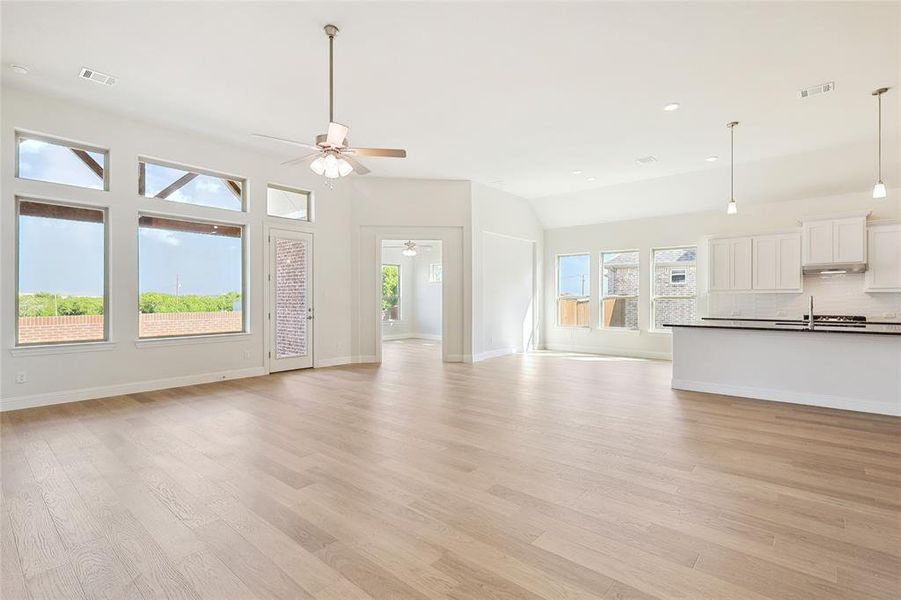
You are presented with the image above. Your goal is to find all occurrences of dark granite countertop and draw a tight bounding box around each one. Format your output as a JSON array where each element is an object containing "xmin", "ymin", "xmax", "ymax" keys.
[
  {"xmin": 665, "ymin": 319, "xmax": 901, "ymax": 335},
  {"xmin": 701, "ymin": 317, "xmax": 901, "ymax": 325}
]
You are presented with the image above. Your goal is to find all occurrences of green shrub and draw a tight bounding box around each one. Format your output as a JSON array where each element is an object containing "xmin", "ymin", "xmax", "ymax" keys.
[
  {"xmin": 19, "ymin": 291, "xmax": 241, "ymax": 316},
  {"xmin": 138, "ymin": 292, "xmax": 241, "ymax": 313}
]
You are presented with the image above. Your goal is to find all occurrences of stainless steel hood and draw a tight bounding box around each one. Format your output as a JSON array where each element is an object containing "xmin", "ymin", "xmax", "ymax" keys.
[{"xmin": 802, "ymin": 262, "xmax": 867, "ymax": 275}]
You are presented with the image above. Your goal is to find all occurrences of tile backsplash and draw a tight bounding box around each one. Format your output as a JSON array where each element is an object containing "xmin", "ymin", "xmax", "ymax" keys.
[{"xmin": 707, "ymin": 273, "xmax": 901, "ymax": 321}]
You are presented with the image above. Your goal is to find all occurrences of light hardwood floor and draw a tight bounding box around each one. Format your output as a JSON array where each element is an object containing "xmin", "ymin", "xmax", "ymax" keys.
[{"xmin": 2, "ymin": 338, "xmax": 900, "ymax": 599}]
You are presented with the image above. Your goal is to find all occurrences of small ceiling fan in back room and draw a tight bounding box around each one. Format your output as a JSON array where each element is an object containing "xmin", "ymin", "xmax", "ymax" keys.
[{"xmin": 252, "ymin": 25, "xmax": 407, "ymax": 184}]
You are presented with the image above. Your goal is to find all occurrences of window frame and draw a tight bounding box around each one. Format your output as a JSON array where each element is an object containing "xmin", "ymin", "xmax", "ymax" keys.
[
  {"xmin": 138, "ymin": 156, "xmax": 247, "ymax": 212},
  {"xmin": 555, "ymin": 252, "xmax": 591, "ymax": 328},
  {"xmin": 137, "ymin": 211, "xmax": 248, "ymax": 340},
  {"xmin": 599, "ymin": 249, "xmax": 640, "ymax": 331},
  {"xmin": 15, "ymin": 196, "xmax": 110, "ymax": 347},
  {"xmin": 650, "ymin": 245, "xmax": 698, "ymax": 333},
  {"xmin": 669, "ymin": 268, "xmax": 688, "ymax": 285},
  {"xmin": 266, "ymin": 183, "xmax": 314, "ymax": 223},
  {"xmin": 381, "ymin": 263, "xmax": 402, "ymax": 322},
  {"xmin": 15, "ymin": 131, "xmax": 110, "ymax": 192}
]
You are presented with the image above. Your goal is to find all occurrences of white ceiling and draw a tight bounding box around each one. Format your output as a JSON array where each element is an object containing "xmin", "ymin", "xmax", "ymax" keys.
[{"xmin": 2, "ymin": 1, "xmax": 899, "ymax": 227}]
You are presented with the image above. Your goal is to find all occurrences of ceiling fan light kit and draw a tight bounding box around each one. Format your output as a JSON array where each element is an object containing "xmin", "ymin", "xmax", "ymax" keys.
[{"xmin": 251, "ymin": 24, "xmax": 407, "ymax": 183}]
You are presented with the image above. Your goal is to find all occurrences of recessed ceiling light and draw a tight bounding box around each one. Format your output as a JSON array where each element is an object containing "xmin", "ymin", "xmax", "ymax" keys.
[
  {"xmin": 705, "ymin": 155, "xmax": 719, "ymax": 162},
  {"xmin": 663, "ymin": 103, "xmax": 680, "ymax": 111},
  {"xmin": 586, "ymin": 177, "xmax": 596, "ymax": 182},
  {"xmin": 635, "ymin": 156, "xmax": 657, "ymax": 165},
  {"xmin": 9, "ymin": 64, "xmax": 28, "ymax": 75},
  {"xmin": 572, "ymin": 170, "xmax": 583, "ymax": 175}
]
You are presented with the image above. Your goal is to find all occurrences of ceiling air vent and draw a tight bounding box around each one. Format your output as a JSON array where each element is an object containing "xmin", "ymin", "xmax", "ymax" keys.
[
  {"xmin": 79, "ymin": 67, "xmax": 117, "ymax": 86},
  {"xmin": 635, "ymin": 156, "xmax": 657, "ymax": 165},
  {"xmin": 799, "ymin": 81, "xmax": 834, "ymax": 99}
]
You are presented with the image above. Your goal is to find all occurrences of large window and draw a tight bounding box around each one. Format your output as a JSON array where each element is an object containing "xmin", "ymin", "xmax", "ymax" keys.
[
  {"xmin": 267, "ymin": 184, "xmax": 311, "ymax": 221},
  {"xmin": 139, "ymin": 159, "xmax": 244, "ymax": 211},
  {"xmin": 651, "ymin": 246, "xmax": 697, "ymax": 330},
  {"xmin": 557, "ymin": 254, "xmax": 590, "ymax": 327},
  {"xmin": 17, "ymin": 133, "xmax": 108, "ymax": 190},
  {"xmin": 17, "ymin": 199, "xmax": 107, "ymax": 345},
  {"xmin": 382, "ymin": 264, "xmax": 400, "ymax": 321},
  {"xmin": 138, "ymin": 216, "xmax": 244, "ymax": 338},
  {"xmin": 601, "ymin": 250, "xmax": 639, "ymax": 330}
]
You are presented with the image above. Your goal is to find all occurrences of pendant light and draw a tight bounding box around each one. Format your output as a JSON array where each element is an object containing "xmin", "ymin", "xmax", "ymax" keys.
[
  {"xmin": 402, "ymin": 240, "xmax": 418, "ymax": 257},
  {"xmin": 872, "ymin": 87, "xmax": 889, "ymax": 199},
  {"xmin": 726, "ymin": 121, "xmax": 739, "ymax": 215}
]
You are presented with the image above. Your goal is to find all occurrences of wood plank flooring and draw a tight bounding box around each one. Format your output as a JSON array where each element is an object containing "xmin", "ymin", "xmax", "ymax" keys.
[{"xmin": 2, "ymin": 338, "xmax": 900, "ymax": 599}]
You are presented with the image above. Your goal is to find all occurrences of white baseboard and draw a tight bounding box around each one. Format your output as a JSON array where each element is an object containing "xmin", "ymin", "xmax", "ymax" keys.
[
  {"xmin": 671, "ymin": 378, "xmax": 900, "ymax": 417},
  {"xmin": 544, "ymin": 343, "xmax": 671, "ymax": 361},
  {"xmin": 472, "ymin": 347, "xmax": 520, "ymax": 362},
  {"xmin": 382, "ymin": 334, "xmax": 442, "ymax": 341},
  {"xmin": 0, "ymin": 367, "xmax": 267, "ymax": 413},
  {"xmin": 447, "ymin": 354, "xmax": 466, "ymax": 363},
  {"xmin": 315, "ymin": 355, "xmax": 378, "ymax": 367}
]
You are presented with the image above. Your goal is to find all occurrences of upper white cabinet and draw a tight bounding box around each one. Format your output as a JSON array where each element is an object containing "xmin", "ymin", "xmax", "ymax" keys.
[
  {"xmin": 801, "ymin": 213, "xmax": 868, "ymax": 266},
  {"xmin": 865, "ymin": 221, "xmax": 901, "ymax": 292},
  {"xmin": 708, "ymin": 237, "xmax": 752, "ymax": 291},
  {"xmin": 753, "ymin": 233, "xmax": 802, "ymax": 291},
  {"xmin": 709, "ymin": 233, "xmax": 800, "ymax": 293}
]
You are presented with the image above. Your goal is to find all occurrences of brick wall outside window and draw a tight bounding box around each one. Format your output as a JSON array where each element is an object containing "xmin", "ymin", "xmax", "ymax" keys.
[{"xmin": 17, "ymin": 312, "xmax": 243, "ymax": 344}]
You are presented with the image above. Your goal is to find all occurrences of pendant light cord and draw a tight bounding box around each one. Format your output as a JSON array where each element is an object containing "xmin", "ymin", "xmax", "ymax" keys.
[
  {"xmin": 730, "ymin": 125, "xmax": 734, "ymax": 200},
  {"xmin": 877, "ymin": 91, "xmax": 882, "ymax": 181}
]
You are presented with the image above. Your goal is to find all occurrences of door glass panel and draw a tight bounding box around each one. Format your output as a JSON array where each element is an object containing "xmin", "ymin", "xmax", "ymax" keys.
[{"xmin": 275, "ymin": 238, "xmax": 307, "ymax": 358}]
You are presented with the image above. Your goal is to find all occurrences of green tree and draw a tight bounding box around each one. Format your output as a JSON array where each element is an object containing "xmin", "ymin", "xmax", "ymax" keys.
[{"xmin": 381, "ymin": 265, "xmax": 399, "ymax": 312}]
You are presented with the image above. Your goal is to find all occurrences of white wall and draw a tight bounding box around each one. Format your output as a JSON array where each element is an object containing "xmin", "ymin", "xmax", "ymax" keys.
[
  {"xmin": 0, "ymin": 87, "xmax": 357, "ymax": 408},
  {"xmin": 470, "ymin": 183, "xmax": 543, "ymax": 360},
  {"xmin": 412, "ymin": 243, "xmax": 442, "ymax": 338},
  {"xmin": 543, "ymin": 190, "xmax": 901, "ymax": 359}
]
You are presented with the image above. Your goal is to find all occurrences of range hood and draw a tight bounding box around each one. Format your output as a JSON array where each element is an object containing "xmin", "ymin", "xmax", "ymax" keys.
[{"xmin": 802, "ymin": 262, "xmax": 867, "ymax": 275}]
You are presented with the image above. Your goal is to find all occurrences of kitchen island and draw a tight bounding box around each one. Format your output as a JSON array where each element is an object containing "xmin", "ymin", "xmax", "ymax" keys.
[{"xmin": 667, "ymin": 320, "xmax": 901, "ymax": 416}]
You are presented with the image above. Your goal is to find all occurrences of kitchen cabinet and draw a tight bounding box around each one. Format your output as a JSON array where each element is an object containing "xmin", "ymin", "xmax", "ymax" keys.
[
  {"xmin": 752, "ymin": 233, "xmax": 802, "ymax": 291},
  {"xmin": 865, "ymin": 221, "xmax": 901, "ymax": 292},
  {"xmin": 708, "ymin": 237, "xmax": 752, "ymax": 291},
  {"xmin": 802, "ymin": 214, "xmax": 867, "ymax": 266}
]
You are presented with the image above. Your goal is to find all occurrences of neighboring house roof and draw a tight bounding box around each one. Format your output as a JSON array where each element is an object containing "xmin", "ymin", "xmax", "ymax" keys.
[
  {"xmin": 655, "ymin": 248, "xmax": 696, "ymax": 263},
  {"xmin": 604, "ymin": 252, "xmax": 639, "ymax": 266}
]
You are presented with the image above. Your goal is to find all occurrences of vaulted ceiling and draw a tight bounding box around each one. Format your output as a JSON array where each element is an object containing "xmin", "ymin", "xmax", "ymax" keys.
[{"xmin": 3, "ymin": 1, "xmax": 898, "ymax": 226}]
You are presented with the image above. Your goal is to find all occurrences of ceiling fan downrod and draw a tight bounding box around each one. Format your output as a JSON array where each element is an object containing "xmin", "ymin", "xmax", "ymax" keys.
[{"xmin": 324, "ymin": 24, "xmax": 339, "ymax": 124}]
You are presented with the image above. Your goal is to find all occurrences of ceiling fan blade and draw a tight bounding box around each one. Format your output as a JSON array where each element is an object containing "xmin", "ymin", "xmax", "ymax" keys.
[
  {"xmin": 281, "ymin": 152, "xmax": 320, "ymax": 167},
  {"xmin": 342, "ymin": 155, "xmax": 370, "ymax": 175},
  {"xmin": 326, "ymin": 122, "xmax": 349, "ymax": 147},
  {"xmin": 251, "ymin": 133, "xmax": 318, "ymax": 150},
  {"xmin": 345, "ymin": 147, "xmax": 407, "ymax": 158}
]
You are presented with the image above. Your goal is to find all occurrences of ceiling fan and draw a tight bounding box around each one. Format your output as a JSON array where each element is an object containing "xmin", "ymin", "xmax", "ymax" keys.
[{"xmin": 252, "ymin": 24, "xmax": 406, "ymax": 180}]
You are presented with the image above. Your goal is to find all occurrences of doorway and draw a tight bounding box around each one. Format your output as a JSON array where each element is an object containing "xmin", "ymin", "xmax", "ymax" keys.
[
  {"xmin": 268, "ymin": 228, "xmax": 313, "ymax": 372},
  {"xmin": 380, "ymin": 239, "xmax": 442, "ymax": 361}
]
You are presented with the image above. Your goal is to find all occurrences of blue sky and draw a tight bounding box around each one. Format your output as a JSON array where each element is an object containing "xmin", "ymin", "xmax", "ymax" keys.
[
  {"xmin": 18, "ymin": 138, "xmax": 241, "ymax": 297},
  {"xmin": 558, "ymin": 254, "xmax": 590, "ymax": 297}
]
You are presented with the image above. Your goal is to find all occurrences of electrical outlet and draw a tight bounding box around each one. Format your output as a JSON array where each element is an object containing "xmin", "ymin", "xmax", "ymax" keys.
[
  {"xmin": 776, "ymin": 311, "xmax": 786, "ymax": 317},
  {"xmin": 884, "ymin": 312, "xmax": 897, "ymax": 319},
  {"xmin": 16, "ymin": 371, "xmax": 26, "ymax": 384},
  {"xmin": 730, "ymin": 311, "xmax": 741, "ymax": 317},
  {"xmin": 243, "ymin": 349, "xmax": 252, "ymax": 360}
]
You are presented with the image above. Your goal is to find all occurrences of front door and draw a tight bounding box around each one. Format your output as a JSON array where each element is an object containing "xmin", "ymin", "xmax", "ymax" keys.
[{"xmin": 268, "ymin": 229, "xmax": 313, "ymax": 371}]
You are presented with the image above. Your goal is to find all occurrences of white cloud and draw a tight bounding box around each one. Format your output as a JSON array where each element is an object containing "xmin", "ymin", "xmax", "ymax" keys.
[{"xmin": 141, "ymin": 228, "xmax": 181, "ymax": 246}]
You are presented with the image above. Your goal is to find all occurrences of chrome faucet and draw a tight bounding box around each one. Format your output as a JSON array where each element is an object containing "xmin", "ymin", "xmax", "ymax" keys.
[{"xmin": 808, "ymin": 295, "xmax": 815, "ymax": 330}]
